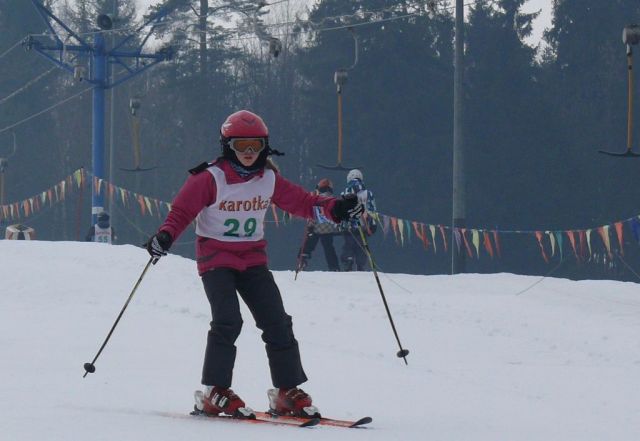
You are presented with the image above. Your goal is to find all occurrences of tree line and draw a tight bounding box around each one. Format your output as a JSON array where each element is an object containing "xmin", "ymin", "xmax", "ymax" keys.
[{"xmin": 1, "ymin": 0, "xmax": 640, "ymax": 279}]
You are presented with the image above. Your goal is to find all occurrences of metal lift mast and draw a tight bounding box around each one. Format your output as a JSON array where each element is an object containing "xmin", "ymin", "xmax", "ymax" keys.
[{"xmin": 25, "ymin": 0, "xmax": 173, "ymax": 225}]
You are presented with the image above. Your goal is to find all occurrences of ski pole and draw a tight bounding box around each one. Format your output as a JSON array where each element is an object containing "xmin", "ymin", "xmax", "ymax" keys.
[
  {"xmin": 357, "ymin": 227, "xmax": 410, "ymax": 365},
  {"xmin": 83, "ymin": 256, "xmax": 156, "ymax": 377},
  {"xmin": 294, "ymin": 225, "xmax": 312, "ymax": 280}
]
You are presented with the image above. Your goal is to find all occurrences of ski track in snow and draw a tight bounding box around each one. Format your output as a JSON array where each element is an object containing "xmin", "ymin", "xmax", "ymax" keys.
[{"xmin": 1, "ymin": 241, "xmax": 639, "ymax": 440}]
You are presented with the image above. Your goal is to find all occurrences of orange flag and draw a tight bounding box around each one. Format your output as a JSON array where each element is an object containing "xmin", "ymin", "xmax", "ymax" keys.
[
  {"xmin": 535, "ymin": 231, "xmax": 549, "ymax": 263},
  {"xmin": 390, "ymin": 217, "xmax": 399, "ymax": 243},
  {"xmin": 566, "ymin": 231, "xmax": 579, "ymax": 260},
  {"xmin": 108, "ymin": 182, "xmax": 116, "ymax": 202},
  {"xmin": 421, "ymin": 223, "xmax": 430, "ymax": 250},
  {"xmin": 578, "ymin": 230, "xmax": 587, "ymax": 260},
  {"xmin": 492, "ymin": 231, "xmax": 502, "ymax": 257},
  {"xmin": 439, "ymin": 225, "xmax": 448, "ymax": 253},
  {"xmin": 598, "ymin": 226, "xmax": 612, "ymax": 259},
  {"xmin": 137, "ymin": 195, "xmax": 146, "ymax": 216},
  {"xmin": 413, "ymin": 222, "xmax": 429, "ymax": 249},
  {"xmin": 483, "ymin": 232, "xmax": 494, "ymax": 258}
]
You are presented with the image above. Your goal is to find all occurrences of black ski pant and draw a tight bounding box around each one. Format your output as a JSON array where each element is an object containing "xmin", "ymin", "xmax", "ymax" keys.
[
  {"xmin": 301, "ymin": 233, "xmax": 340, "ymax": 271},
  {"xmin": 201, "ymin": 265, "xmax": 307, "ymax": 389},
  {"xmin": 341, "ymin": 230, "xmax": 368, "ymax": 271}
]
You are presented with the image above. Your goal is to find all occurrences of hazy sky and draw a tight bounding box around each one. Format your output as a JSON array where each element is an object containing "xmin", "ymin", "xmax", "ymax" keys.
[
  {"xmin": 520, "ymin": 0, "xmax": 553, "ymax": 43},
  {"xmin": 135, "ymin": 0, "xmax": 554, "ymax": 44}
]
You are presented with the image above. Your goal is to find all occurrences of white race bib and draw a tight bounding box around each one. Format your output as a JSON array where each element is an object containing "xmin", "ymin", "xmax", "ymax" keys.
[
  {"xmin": 195, "ymin": 166, "xmax": 276, "ymax": 242},
  {"xmin": 94, "ymin": 226, "xmax": 112, "ymax": 244}
]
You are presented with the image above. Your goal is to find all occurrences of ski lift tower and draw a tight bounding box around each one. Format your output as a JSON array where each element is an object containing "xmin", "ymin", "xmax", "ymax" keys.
[{"xmin": 24, "ymin": 1, "xmax": 173, "ymax": 225}]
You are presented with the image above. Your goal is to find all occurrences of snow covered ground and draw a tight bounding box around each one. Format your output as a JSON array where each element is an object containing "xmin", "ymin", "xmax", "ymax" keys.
[{"xmin": 1, "ymin": 240, "xmax": 639, "ymax": 440}]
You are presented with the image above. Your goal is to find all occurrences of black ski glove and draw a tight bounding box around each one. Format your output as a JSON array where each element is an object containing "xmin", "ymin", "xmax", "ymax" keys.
[
  {"xmin": 145, "ymin": 230, "xmax": 173, "ymax": 259},
  {"xmin": 331, "ymin": 194, "xmax": 365, "ymax": 222}
]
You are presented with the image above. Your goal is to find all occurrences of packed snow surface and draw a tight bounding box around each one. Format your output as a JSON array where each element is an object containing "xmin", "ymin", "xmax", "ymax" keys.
[{"xmin": 1, "ymin": 241, "xmax": 639, "ymax": 440}]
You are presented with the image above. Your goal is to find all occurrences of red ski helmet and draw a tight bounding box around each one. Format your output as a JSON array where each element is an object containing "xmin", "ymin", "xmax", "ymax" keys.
[
  {"xmin": 219, "ymin": 110, "xmax": 272, "ymax": 170},
  {"xmin": 220, "ymin": 110, "xmax": 269, "ymax": 139}
]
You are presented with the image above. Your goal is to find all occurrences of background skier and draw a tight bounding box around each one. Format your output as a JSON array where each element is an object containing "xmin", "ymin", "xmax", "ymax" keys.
[
  {"xmin": 85, "ymin": 211, "xmax": 116, "ymax": 244},
  {"xmin": 340, "ymin": 169, "xmax": 377, "ymax": 271},
  {"xmin": 144, "ymin": 110, "xmax": 362, "ymax": 419},
  {"xmin": 297, "ymin": 178, "xmax": 341, "ymax": 272}
]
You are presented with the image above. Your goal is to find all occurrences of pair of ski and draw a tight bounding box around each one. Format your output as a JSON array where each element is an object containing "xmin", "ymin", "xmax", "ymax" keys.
[
  {"xmin": 190, "ymin": 405, "xmax": 371, "ymax": 429},
  {"xmin": 190, "ymin": 408, "xmax": 371, "ymax": 428}
]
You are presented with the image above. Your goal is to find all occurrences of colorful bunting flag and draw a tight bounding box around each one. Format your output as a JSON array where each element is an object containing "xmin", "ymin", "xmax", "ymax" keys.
[
  {"xmin": 535, "ymin": 231, "xmax": 549, "ymax": 263},
  {"xmin": 614, "ymin": 222, "xmax": 624, "ymax": 256},
  {"xmin": 598, "ymin": 226, "xmax": 612, "ymax": 259}
]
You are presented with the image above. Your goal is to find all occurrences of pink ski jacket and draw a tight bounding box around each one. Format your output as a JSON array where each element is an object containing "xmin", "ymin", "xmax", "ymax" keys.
[{"xmin": 159, "ymin": 159, "xmax": 338, "ymax": 275}]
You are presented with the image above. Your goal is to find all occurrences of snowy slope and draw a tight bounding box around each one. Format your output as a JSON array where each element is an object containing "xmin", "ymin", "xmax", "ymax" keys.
[{"xmin": 1, "ymin": 241, "xmax": 639, "ymax": 441}]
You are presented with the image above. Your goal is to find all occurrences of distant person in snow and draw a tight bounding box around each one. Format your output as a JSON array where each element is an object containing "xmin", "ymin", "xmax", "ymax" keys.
[
  {"xmin": 340, "ymin": 169, "xmax": 377, "ymax": 271},
  {"xmin": 144, "ymin": 110, "xmax": 363, "ymax": 419},
  {"xmin": 85, "ymin": 211, "xmax": 116, "ymax": 244},
  {"xmin": 297, "ymin": 178, "xmax": 341, "ymax": 271}
]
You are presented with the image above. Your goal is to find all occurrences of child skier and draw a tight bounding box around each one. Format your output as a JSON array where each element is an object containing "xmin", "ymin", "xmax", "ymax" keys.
[{"xmin": 145, "ymin": 110, "xmax": 362, "ymax": 419}]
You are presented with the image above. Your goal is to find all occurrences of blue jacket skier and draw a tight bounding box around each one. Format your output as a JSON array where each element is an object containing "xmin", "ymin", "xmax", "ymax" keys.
[{"xmin": 341, "ymin": 169, "xmax": 377, "ymax": 271}]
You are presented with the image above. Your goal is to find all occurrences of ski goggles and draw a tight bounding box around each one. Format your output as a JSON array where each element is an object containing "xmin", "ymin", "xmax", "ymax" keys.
[{"xmin": 229, "ymin": 138, "xmax": 266, "ymax": 154}]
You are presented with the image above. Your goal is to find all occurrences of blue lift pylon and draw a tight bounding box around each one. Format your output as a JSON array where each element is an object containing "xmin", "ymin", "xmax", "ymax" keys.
[{"xmin": 24, "ymin": 1, "xmax": 173, "ymax": 225}]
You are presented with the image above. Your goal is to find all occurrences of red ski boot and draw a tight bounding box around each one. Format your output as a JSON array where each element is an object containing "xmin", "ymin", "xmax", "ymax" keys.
[
  {"xmin": 267, "ymin": 387, "xmax": 320, "ymax": 418},
  {"xmin": 195, "ymin": 386, "xmax": 254, "ymax": 418}
]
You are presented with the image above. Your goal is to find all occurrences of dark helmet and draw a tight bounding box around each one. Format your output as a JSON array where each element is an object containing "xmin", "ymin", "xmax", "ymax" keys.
[
  {"xmin": 316, "ymin": 178, "xmax": 333, "ymax": 194},
  {"xmin": 219, "ymin": 110, "xmax": 271, "ymax": 170},
  {"xmin": 97, "ymin": 211, "xmax": 110, "ymax": 228}
]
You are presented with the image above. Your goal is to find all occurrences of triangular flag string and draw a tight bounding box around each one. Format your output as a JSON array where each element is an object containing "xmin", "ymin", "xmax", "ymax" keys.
[{"xmin": 6, "ymin": 170, "xmax": 640, "ymax": 268}]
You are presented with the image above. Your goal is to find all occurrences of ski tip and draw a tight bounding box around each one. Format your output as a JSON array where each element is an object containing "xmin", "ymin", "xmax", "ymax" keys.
[{"xmin": 350, "ymin": 416, "xmax": 373, "ymax": 427}]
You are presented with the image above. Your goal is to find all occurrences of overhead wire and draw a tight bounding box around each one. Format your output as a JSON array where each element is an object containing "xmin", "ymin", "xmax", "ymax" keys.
[
  {"xmin": 0, "ymin": 0, "xmax": 478, "ymax": 135},
  {"xmin": 178, "ymin": 0, "xmax": 486, "ymax": 45},
  {"xmin": 0, "ymin": 64, "xmax": 130, "ymax": 135},
  {"xmin": 0, "ymin": 33, "xmax": 51, "ymax": 60},
  {"xmin": 4, "ymin": 89, "xmax": 77, "ymax": 137},
  {"xmin": 0, "ymin": 38, "xmax": 25, "ymax": 60},
  {"xmin": 32, "ymin": 0, "xmax": 487, "ymax": 46},
  {"xmin": 13, "ymin": 0, "xmax": 487, "ymax": 68},
  {"xmin": 0, "ymin": 67, "xmax": 58, "ymax": 106},
  {"xmin": 0, "ymin": 85, "xmax": 93, "ymax": 136},
  {"xmin": 62, "ymin": 0, "xmax": 470, "ymax": 42}
]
